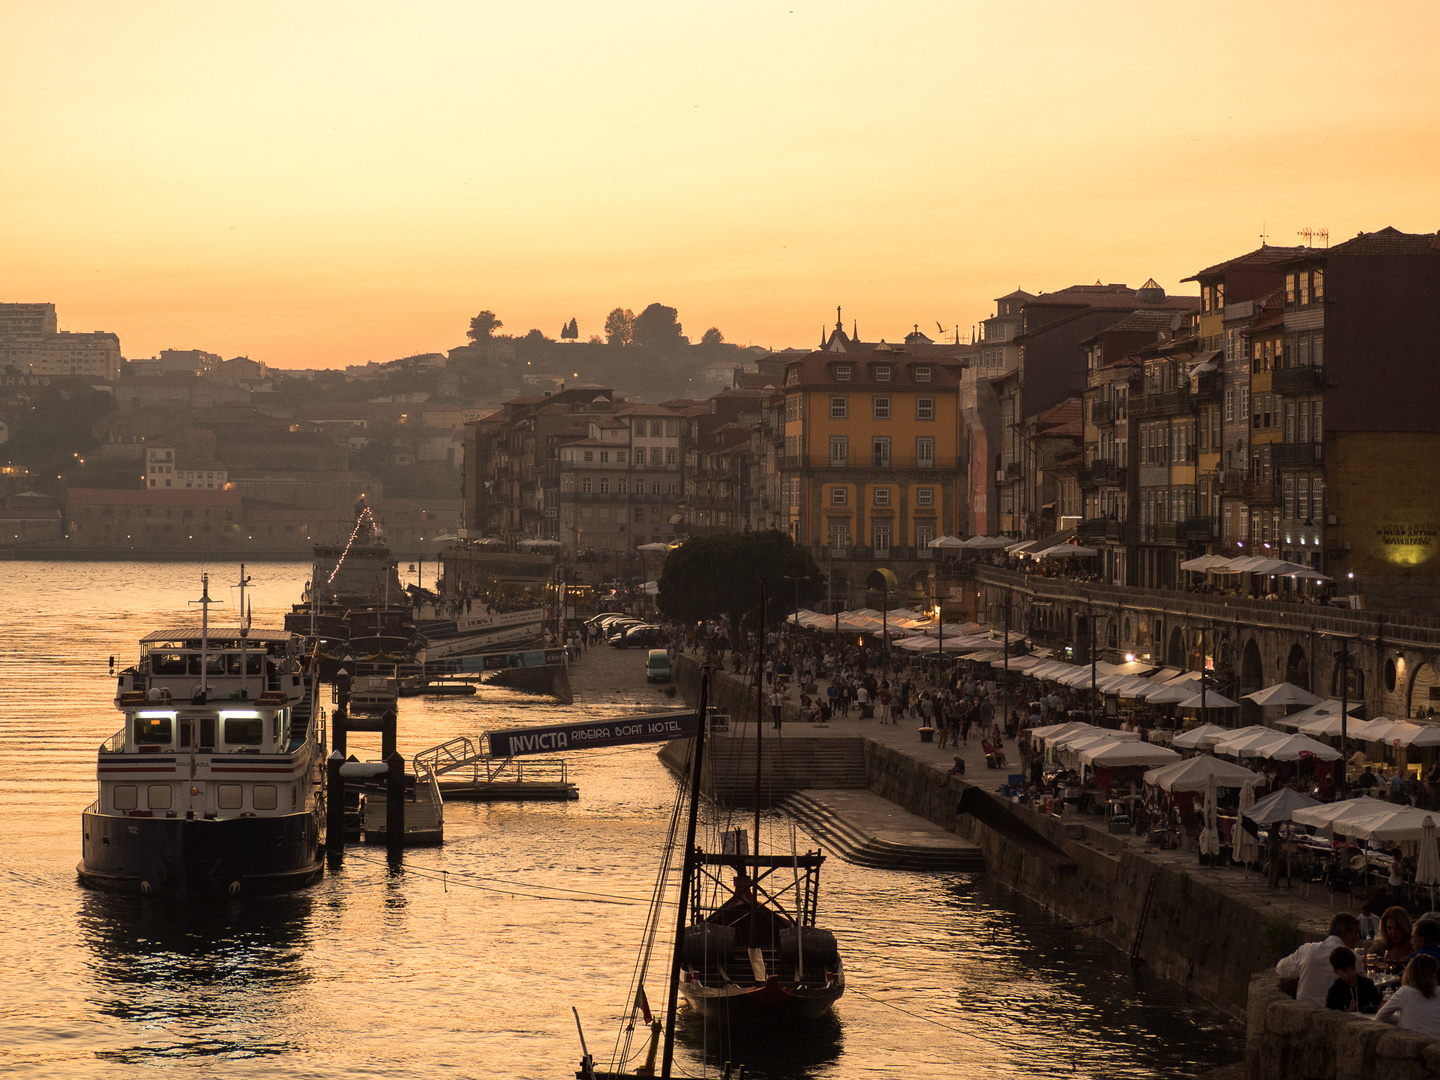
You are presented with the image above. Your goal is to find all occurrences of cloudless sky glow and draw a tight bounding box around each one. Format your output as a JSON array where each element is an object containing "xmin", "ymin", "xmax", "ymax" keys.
[{"xmin": 3, "ymin": 1, "xmax": 1438, "ymax": 366}]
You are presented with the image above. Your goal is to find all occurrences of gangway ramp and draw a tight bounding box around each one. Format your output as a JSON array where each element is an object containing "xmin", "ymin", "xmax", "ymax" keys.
[{"xmin": 413, "ymin": 734, "xmax": 577, "ymax": 801}]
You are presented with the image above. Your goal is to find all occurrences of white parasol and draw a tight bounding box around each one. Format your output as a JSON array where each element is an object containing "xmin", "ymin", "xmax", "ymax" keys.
[
  {"xmin": 1418, "ymin": 816, "xmax": 1440, "ymax": 910},
  {"xmin": 1233, "ymin": 781, "xmax": 1260, "ymax": 865},
  {"xmin": 1199, "ymin": 771, "xmax": 1221, "ymax": 860},
  {"xmin": 1243, "ymin": 682, "xmax": 1324, "ymax": 708}
]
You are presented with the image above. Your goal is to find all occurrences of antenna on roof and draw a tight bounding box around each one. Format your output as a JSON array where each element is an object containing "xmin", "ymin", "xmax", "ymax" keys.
[
  {"xmin": 1259, "ymin": 221, "xmax": 1268, "ymax": 247},
  {"xmin": 1297, "ymin": 227, "xmax": 1330, "ymax": 248}
]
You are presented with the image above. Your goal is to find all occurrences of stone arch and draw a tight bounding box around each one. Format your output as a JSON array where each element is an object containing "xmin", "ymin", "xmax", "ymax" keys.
[
  {"xmin": 1240, "ymin": 638, "xmax": 1265, "ymax": 725},
  {"xmin": 1285, "ymin": 644, "xmax": 1309, "ymax": 692},
  {"xmin": 1409, "ymin": 661, "xmax": 1440, "ymax": 721},
  {"xmin": 864, "ymin": 567, "xmax": 899, "ymax": 608},
  {"xmin": 1167, "ymin": 626, "xmax": 1186, "ymax": 668},
  {"xmin": 906, "ymin": 569, "xmax": 929, "ymax": 604}
]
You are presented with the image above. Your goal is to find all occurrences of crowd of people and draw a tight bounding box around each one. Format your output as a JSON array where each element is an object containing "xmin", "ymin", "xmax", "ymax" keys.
[{"xmin": 1279, "ymin": 910, "xmax": 1440, "ymax": 1035}]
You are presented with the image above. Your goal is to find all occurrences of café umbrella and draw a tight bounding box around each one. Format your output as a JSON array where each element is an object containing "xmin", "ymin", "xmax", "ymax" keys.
[
  {"xmin": 1143, "ymin": 755, "xmax": 1264, "ymax": 793},
  {"xmin": 1418, "ymin": 816, "xmax": 1440, "ymax": 910},
  {"xmin": 1199, "ymin": 772, "xmax": 1222, "ymax": 861},
  {"xmin": 1243, "ymin": 682, "xmax": 1324, "ymax": 709},
  {"xmin": 1243, "ymin": 787, "xmax": 1320, "ymax": 828},
  {"xmin": 1233, "ymin": 781, "xmax": 1260, "ymax": 865}
]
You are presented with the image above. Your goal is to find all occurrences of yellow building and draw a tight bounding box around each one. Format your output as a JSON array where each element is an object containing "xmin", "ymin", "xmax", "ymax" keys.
[{"xmin": 779, "ymin": 344, "xmax": 964, "ymax": 603}]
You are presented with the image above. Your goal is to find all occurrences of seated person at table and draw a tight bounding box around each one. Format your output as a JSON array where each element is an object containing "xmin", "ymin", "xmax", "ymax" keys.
[
  {"xmin": 1377, "ymin": 955, "xmax": 1440, "ymax": 1036},
  {"xmin": 1404, "ymin": 919, "xmax": 1440, "ymax": 966},
  {"xmin": 1372, "ymin": 906, "xmax": 1414, "ymax": 970},
  {"xmin": 1277, "ymin": 913, "xmax": 1363, "ymax": 1004},
  {"xmin": 1326, "ymin": 947, "xmax": 1381, "ymax": 1013}
]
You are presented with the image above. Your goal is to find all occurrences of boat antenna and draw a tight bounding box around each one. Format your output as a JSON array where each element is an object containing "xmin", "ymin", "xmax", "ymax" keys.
[
  {"xmin": 236, "ymin": 565, "xmax": 252, "ymax": 698},
  {"xmin": 189, "ymin": 573, "xmax": 222, "ymax": 702},
  {"xmin": 660, "ymin": 674, "xmax": 708, "ymax": 1080}
]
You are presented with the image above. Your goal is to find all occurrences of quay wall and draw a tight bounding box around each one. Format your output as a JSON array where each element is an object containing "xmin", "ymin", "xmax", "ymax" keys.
[
  {"xmin": 1246, "ymin": 971, "xmax": 1440, "ymax": 1079},
  {"xmin": 676, "ymin": 655, "xmax": 1300, "ymax": 1022}
]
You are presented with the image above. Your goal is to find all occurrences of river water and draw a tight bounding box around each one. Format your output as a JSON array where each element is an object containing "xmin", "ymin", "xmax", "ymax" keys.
[{"xmin": 0, "ymin": 561, "xmax": 1242, "ymax": 1079}]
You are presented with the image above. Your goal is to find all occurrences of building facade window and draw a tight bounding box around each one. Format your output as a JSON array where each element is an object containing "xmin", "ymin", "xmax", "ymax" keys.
[
  {"xmin": 872, "ymin": 523, "xmax": 891, "ymax": 557},
  {"xmin": 599, "ymin": 478, "xmax": 610, "ymax": 494},
  {"xmin": 830, "ymin": 486, "xmax": 847, "ymax": 505},
  {"xmin": 914, "ymin": 366, "xmax": 931, "ymax": 382},
  {"xmin": 875, "ymin": 365, "xmax": 892, "ymax": 382},
  {"xmin": 916, "ymin": 487, "xmax": 934, "ymax": 507},
  {"xmin": 916, "ymin": 437, "xmax": 934, "ymax": 467},
  {"xmin": 829, "ymin": 436, "xmax": 848, "ymax": 467},
  {"xmin": 872, "ymin": 396, "xmax": 890, "ymax": 420},
  {"xmin": 581, "ymin": 477, "xmax": 592, "ymax": 493},
  {"xmin": 835, "ymin": 365, "xmax": 852, "ymax": 382},
  {"xmin": 830, "ymin": 396, "xmax": 848, "ymax": 419},
  {"xmin": 829, "ymin": 521, "xmax": 848, "ymax": 555},
  {"xmin": 916, "ymin": 397, "xmax": 934, "ymax": 421},
  {"xmin": 874, "ymin": 487, "xmax": 890, "ymax": 506},
  {"xmin": 915, "ymin": 522, "xmax": 935, "ymax": 552},
  {"xmin": 872, "ymin": 437, "xmax": 890, "ymax": 467}
]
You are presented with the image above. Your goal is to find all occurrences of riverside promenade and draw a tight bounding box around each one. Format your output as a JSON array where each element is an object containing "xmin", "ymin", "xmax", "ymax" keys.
[{"xmin": 670, "ymin": 653, "xmax": 1355, "ymax": 1024}]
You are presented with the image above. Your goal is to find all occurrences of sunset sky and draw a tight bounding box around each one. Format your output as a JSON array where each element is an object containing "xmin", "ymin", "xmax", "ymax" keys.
[{"xmin": 3, "ymin": 1, "xmax": 1438, "ymax": 368}]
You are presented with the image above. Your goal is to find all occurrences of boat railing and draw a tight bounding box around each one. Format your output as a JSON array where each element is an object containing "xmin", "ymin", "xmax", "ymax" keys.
[{"xmin": 100, "ymin": 729, "xmax": 127, "ymax": 754}]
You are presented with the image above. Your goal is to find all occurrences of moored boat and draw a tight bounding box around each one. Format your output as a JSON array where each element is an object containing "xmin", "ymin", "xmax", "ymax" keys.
[{"xmin": 79, "ymin": 574, "xmax": 324, "ymax": 898}]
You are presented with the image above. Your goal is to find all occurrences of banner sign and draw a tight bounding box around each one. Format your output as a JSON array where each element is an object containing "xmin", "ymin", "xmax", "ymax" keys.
[{"xmin": 487, "ymin": 710, "xmax": 696, "ymax": 757}]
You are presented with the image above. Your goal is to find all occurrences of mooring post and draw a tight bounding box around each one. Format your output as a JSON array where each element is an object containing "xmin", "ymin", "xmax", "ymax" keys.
[
  {"xmin": 380, "ymin": 708, "xmax": 397, "ymax": 760},
  {"xmin": 326, "ymin": 750, "xmax": 345, "ymax": 857},
  {"xmin": 386, "ymin": 749, "xmax": 405, "ymax": 854},
  {"xmin": 334, "ymin": 668, "xmax": 351, "ymax": 756}
]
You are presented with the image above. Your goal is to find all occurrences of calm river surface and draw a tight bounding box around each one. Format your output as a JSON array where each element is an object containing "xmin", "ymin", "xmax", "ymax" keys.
[{"xmin": 0, "ymin": 561, "xmax": 1241, "ymax": 1079}]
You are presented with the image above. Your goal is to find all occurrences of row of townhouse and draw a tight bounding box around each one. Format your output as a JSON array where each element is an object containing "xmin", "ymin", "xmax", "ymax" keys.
[{"xmin": 1070, "ymin": 228, "xmax": 1440, "ymax": 614}]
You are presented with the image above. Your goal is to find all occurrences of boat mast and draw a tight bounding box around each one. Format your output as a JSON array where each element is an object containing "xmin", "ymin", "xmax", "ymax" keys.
[
  {"xmin": 753, "ymin": 583, "xmax": 766, "ymax": 895},
  {"xmin": 191, "ymin": 574, "xmax": 216, "ymax": 701},
  {"xmin": 236, "ymin": 564, "xmax": 252, "ymax": 698},
  {"xmin": 660, "ymin": 674, "xmax": 708, "ymax": 1080}
]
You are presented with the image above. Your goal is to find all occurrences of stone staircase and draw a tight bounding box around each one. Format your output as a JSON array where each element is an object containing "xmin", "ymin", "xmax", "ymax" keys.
[
  {"xmin": 702, "ymin": 735, "xmax": 867, "ymax": 806},
  {"xmin": 780, "ymin": 790, "xmax": 984, "ymax": 872}
]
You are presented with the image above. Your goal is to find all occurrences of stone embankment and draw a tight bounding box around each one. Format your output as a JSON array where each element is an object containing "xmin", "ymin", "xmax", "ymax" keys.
[{"xmin": 1246, "ymin": 972, "xmax": 1440, "ymax": 1079}]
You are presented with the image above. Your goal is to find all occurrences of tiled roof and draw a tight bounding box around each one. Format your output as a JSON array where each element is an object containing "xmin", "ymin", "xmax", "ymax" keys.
[
  {"xmin": 1325, "ymin": 227, "xmax": 1440, "ymax": 256},
  {"xmin": 782, "ymin": 349, "xmax": 963, "ymax": 390},
  {"xmin": 1078, "ymin": 309, "xmax": 1185, "ymax": 346},
  {"xmin": 1183, "ymin": 245, "xmax": 1308, "ymax": 282},
  {"xmin": 67, "ymin": 487, "xmax": 241, "ymax": 506}
]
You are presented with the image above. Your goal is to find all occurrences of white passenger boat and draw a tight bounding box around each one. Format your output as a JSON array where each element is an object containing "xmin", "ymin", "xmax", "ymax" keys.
[{"xmin": 79, "ymin": 574, "xmax": 324, "ymax": 898}]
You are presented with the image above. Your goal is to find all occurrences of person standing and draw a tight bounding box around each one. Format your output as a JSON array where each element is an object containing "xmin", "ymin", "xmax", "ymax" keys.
[{"xmin": 770, "ymin": 687, "xmax": 783, "ymax": 730}]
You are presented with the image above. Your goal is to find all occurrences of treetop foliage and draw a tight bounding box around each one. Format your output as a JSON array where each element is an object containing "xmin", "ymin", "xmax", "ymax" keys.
[{"xmin": 657, "ymin": 530, "xmax": 822, "ymax": 633}]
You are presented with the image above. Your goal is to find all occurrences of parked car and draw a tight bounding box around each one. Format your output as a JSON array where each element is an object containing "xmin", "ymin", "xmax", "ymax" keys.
[
  {"xmin": 612, "ymin": 624, "xmax": 667, "ymax": 649},
  {"xmin": 646, "ymin": 649, "xmax": 671, "ymax": 683}
]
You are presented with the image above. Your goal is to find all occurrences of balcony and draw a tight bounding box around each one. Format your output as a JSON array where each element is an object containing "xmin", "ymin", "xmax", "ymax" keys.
[
  {"xmin": 1193, "ymin": 371, "xmax": 1221, "ymax": 400},
  {"xmin": 1182, "ymin": 515, "xmax": 1215, "ymax": 541},
  {"xmin": 1273, "ymin": 366, "xmax": 1325, "ymax": 395},
  {"xmin": 1090, "ymin": 399, "xmax": 1114, "ymax": 426},
  {"xmin": 1216, "ymin": 473, "xmax": 1282, "ymax": 503},
  {"xmin": 1144, "ymin": 386, "xmax": 1194, "ymax": 417},
  {"xmin": 1077, "ymin": 517, "xmax": 1123, "ymax": 542},
  {"xmin": 1078, "ymin": 460, "xmax": 1127, "ymax": 487},
  {"xmin": 1272, "ymin": 442, "xmax": 1323, "ymax": 469},
  {"xmin": 1005, "ymin": 461, "xmax": 1023, "ymax": 479},
  {"xmin": 781, "ymin": 455, "xmax": 803, "ymax": 470}
]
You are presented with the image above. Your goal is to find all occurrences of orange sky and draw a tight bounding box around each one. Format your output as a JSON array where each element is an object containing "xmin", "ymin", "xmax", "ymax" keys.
[{"xmin": 4, "ymin": 1, "xmax": 1438, "ymax": 368}]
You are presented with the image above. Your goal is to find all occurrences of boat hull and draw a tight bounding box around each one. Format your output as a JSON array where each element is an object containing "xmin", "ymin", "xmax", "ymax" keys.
[
  {"xmin": 679, "ymin": 970, "xmax": 845, "ymax": 1023},
  {"xmin": 79, "ymin": 807, "xmax": 323, "ymax": 898}
]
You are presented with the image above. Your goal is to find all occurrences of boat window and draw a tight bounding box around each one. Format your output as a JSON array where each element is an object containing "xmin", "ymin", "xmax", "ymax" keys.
[
  {"xmin": 134, "ymin": 716, "xmax": 173, "ymax": 745},
  {"xmin": 198, "ymin": 717, "xmax": 216, "ymax": 750},
  {"xmin": 253, "ymin": 786, "xmax": 278, "ymax": 810},
  {"xmin": 113, "ymin": 785, "xmax": 138, "ymax": 811},
  {"xmin": 223, "ymin": 717, "xmax": 264, "ymax": 746},
  {"xmin": 147, "ymin": 784, "xmax": 172, "ymax": 810},
  {"xmin": 151, "ymin": 652, "xmax": 187, "ymax": 675},
  {"xmin": 216, "ymin": 784, "xmax": 243, "ymax": 810}
]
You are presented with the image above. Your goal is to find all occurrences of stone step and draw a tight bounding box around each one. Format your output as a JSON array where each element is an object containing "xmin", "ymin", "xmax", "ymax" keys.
[{"xmin": 780, "ymin": 791, "xmax": 983, "ymax": 873}]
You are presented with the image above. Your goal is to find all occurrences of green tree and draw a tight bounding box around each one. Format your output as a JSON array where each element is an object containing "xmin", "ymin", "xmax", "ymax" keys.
[
  {"xmin": 632, "ymin": 303, "xmax": 686, "ymax": 351},
  {"xmin": 604, "ymin": 307, "xmax": 634, "ymax": 346},
  {"xmin": 560, "ymin": 317, "xmax": 579, "ymax": 340},
  {"xmin": 467, "ymin": 310, "xmax": 503, "ymax": 342},
  {"xmin": 657, "ymin": 531, "xmax": 821, "ymax": 639},
  {"xmin": 700, "ymin": 327, "xmax": 725, "ymax": 346}
]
